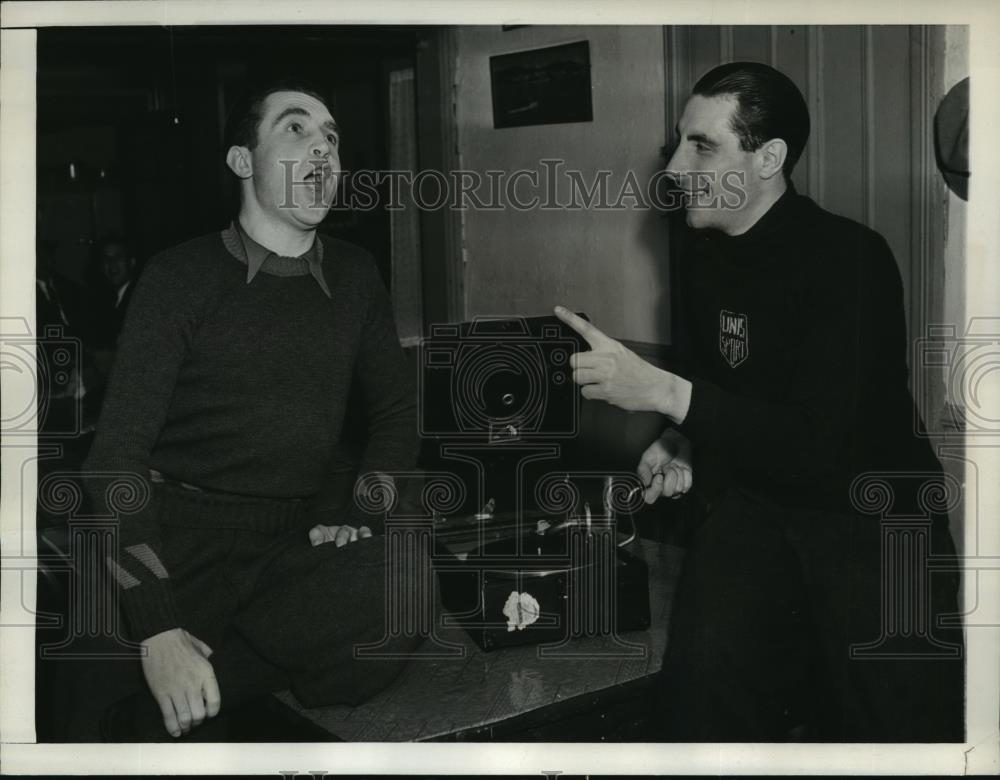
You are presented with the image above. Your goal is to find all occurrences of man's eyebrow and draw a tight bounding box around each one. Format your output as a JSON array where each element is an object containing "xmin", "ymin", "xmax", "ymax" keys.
[
  {"xmin": 270, "ymin": 106, "xmax": 340, "ymax": 135},
  {"xmin": 673, "ymin": 123, "xmax": 719, "ymax": 148},
  {"xmin": 271, "ymin": 106, "xmax": 308, "ymax": 128},
  {"xmin": 686, "ymin": 132, "xmax": 719, "ymax": 148}
]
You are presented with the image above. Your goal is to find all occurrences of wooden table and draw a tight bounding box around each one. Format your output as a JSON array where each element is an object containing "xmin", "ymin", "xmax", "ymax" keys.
[{"xmin": 273, "ymin": 539, "xmax": 685, "ymax": 741}]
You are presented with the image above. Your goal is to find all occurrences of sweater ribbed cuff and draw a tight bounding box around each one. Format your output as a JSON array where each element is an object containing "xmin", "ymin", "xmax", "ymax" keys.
[{"xmin": 119, "ymin": 581, "xmax": 181, "ymax": 643}]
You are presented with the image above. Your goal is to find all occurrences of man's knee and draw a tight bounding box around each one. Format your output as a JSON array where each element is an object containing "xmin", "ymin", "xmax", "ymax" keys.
[{"xmin": 238, "ymin": 535, "xmax": 431, "ymax": 664}]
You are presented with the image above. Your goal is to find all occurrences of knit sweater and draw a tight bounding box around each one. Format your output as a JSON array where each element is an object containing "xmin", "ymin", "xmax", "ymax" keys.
[
  {"xmin": 674, "ymin": 188, "xmax": 942, "ymax": 513},
  {"xmin": 84, "ymin": 228, "xmax": 417, "ymax": 641}
]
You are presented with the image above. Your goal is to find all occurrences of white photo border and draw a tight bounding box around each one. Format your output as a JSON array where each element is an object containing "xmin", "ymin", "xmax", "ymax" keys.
[{"xmin": 2, "ymin": 0, "xmax": 998, "ymax": 775}]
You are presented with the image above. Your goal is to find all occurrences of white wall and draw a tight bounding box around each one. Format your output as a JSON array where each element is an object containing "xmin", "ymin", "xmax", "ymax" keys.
[
  {"xmin": 942, "ymin": 25, "xmax": 968, "ymax": 338},
  {"xmin": 453, "ymin": 26, "xmax": 671, "ymax": 345},
  {"xmin": 938, "ymin": 26, "xmax": 969, "ymax": 556}
]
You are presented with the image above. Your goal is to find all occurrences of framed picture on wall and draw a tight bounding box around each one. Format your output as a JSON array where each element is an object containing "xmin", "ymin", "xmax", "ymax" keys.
[{"xmin": 490, "ymin": 40, "xmax": 593, "ymax": 128}]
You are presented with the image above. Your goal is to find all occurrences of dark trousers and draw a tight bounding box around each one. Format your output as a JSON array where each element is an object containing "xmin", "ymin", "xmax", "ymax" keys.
[
  {"xmin": 116, "ymin": 485, "xmax": 427, "ymax": 739},
  {"xmin": 163, "ymin": 523, "xmax": 425, "ymax": 709},
  {"xmin": 656, "ymin": 487, "xmax": 964, "ymax": 742}
]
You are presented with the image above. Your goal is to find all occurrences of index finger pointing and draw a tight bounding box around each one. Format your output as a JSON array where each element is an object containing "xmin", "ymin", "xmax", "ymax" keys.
[{"xmin": 554, "ymin": 306, "xmax": 611, "ymax": 349}]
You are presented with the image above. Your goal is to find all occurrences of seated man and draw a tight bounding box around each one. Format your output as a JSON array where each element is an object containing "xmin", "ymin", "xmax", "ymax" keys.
[
  {"xmin": 84, "ymin": 80, "xmax": 423, "ymax": 740},
  {"xmin": 556, "ymin": 62, "xmax": 963, "ymax": 742}
]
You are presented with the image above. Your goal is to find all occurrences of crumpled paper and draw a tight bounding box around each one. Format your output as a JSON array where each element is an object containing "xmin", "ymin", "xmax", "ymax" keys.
[{"xmin": 502, "ymin": 590, "xmax": 541, "ymax": 632}]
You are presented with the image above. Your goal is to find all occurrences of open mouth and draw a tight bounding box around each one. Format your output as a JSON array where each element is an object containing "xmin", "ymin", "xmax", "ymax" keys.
[
  {"xmin": 298, "ymin": 166, "xmax": 334, "ymax": 205},
  {"xmin": 675, "ymin": 187, "xmax": 710, "ymax": 202},
  {"xmin": 299, "ymin": 160, "xmax": 334, "ymax": 184}
]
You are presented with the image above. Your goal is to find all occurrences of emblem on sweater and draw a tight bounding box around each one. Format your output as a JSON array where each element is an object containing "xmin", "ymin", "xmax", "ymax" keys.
[{"xmin": 719, "ymin": 309, "xmax": 749, "ymax": 368}]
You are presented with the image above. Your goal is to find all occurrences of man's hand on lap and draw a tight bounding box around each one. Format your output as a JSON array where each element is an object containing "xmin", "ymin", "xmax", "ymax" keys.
[
  {"xmin": 308, "ymin": 523, "xmax": 372, "ymax": 547},
  {"xmin": 140, "ymin": 627, "xmax": 221, "ymax": 738}
]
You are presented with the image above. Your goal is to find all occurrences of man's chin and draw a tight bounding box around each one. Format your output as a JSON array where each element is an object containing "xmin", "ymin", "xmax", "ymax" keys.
[
  {"xmin": 685, "ymin": 209, "xmax": 707, "ymax": 229},
  {"xmin": 292, "ymin": 204, "xmax": 332, "ymax": 227},
  {"xmin": 684, "ymin": 208, "xmax": 723, "ymax": 232}
]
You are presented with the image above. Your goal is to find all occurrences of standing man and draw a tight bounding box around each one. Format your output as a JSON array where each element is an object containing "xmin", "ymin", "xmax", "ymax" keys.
[
  {"xmin": 94, "ymin": 235, "xmax": 139, "ymax": 345},
  {"xmin": 556, "ymin": 62, "xmax": 963, "ymax": 741},
  {"xmin": 85, "ymin": 81, "xmax": 422, "ymax": 740},
  {"xmin": 89, "ymin": 235, "xmax": 140, "ymax": 395}
]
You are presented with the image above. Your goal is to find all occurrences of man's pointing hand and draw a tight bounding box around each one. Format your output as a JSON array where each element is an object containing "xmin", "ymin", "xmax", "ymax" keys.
[{"xmin": 554, "ymin": 305, "xmax": 692, "ymax": 422}]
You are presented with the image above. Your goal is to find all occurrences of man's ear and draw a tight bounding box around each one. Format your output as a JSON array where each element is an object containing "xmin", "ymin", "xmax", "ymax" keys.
[
  {"xmin": 226, "ymin": 145, "xmax": 253, "ymax": 179},
  {"xmin": 756, "ymin": 138, "xmax": 788, "ymax": 181}
]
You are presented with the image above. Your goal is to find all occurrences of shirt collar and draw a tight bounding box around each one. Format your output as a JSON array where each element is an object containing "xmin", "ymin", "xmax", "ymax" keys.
[
  {"xmin": 115, "ymin": 281, "xmax": 131, "ymax": 307},
  {"xmin": 223, "ymin": 220, "xmax": 332, "ymax": 299}
]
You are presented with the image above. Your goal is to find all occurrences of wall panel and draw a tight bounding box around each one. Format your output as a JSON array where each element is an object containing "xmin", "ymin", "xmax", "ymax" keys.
[
  {"xmin": 689, "ymin": 26, "xmax": 723, "ymax": 90},
  {"xmin": 870, "ymin": 26, "xmax": 914, "ymax": 324},
  {"xmin": 771, "ymin": 26, "xmax": 810, "ymax": 194},
  {"xmin": 732, "ymin": 25, "xmax": 771, "ymax": 64},
  {"xmin": 819, "ymin": 25, "xmax": 866, "ymax": 224}
]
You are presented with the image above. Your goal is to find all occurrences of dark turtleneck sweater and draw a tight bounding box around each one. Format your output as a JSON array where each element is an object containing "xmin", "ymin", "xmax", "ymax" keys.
[
  {"xmin": 84, "ymin": 227, "xmax": 416, "ymax": 641},
  {"xmin": 674, "ymin": 187, "xmax": 942, "ymax": 513}
]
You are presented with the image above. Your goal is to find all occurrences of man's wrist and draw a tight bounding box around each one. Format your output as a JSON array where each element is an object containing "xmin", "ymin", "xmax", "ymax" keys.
[{"xmin": 655, "ymin": 372, "xmax": 692, "ymax": 424}]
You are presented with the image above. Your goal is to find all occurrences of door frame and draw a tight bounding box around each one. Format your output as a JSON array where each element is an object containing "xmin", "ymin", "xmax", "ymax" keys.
[{"xmin": 415, "ymin": 26, "xmax": 465, "ymax": 329}]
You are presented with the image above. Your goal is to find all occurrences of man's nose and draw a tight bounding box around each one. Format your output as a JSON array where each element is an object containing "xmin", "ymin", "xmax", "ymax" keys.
[
  {"xmin": 664, "ymin": 149, "xmax": 689, "ymax": 188},
  {"xmin": 309, "ymin": 131, "xmax": 332, "ymax": 158}
]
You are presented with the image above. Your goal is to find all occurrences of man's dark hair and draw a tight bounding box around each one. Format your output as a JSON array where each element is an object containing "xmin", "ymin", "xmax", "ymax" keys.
[
  {"xmin": 692, "ymin": 61, "xmax": 810, "ymax": 180},
  {"xmin": 223, "ymin": 79, "xmax": 331, "ymax": 151}
]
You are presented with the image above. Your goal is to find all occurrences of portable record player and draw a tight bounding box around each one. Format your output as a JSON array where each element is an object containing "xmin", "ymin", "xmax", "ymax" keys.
[
  {"xmin": 433, "ymin": 485, "xmax": 651, "ymax": 652},
  {"xmin": 420, "ymin": 314, "xmax": 651, "ymax": 651}
]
